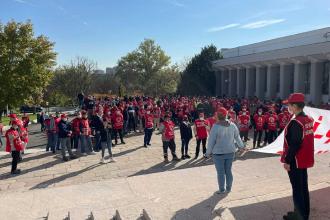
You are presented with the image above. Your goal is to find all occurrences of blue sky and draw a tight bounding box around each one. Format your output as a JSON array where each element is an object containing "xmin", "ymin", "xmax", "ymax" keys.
[{"xmin": 1, "ymin": 0, "xmax": 330, "ymax": 70}]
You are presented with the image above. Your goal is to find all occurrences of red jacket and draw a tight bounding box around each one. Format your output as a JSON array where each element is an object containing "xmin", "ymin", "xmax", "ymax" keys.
[
  {"xmin": 237, "ymin": 114, "xmax": 250, "ymax": 131},
  {"xmin": 207, "ymin": 117, "xmax": 216, "ymax": 130},
  {"xmin": 281, "ymin": 115, "xmax": 314, "ymax": 169},
  {"xmin": 278, "ymin": 112, "xmax": 290, "ymax": 129},
  {"xmin": 253, "ymin": 114, "xmax": 266, "ymax": 131},
  {"xmin": 113, "ymin": 113, "xmax": 124, "ymax": 129},
  {"xmin": 5, "ymin": 128, "xmax": 24, "ymax": 152},
  {"xmin": 145, "ymin": 114, "xmax": 154, "ymax": 129},
  {"xmin": 71, "ymin": 118, "xmax": 82, "ymax": 136},
  {"xmin": 80, "ymin": 118, "xmax": 91, "ymax": 136},
  {"xmin": 194, "ymin": 119, "xmax": 209, "ymax": 139},
  {"xmin": 266, "ymin": 113, "xmax": 278, "ymax": 131},
  {"xmin": 162, "ymin": 121, "xmax": 175, "ymax": 140},
  {"xmin": 228, "ymin": 110, "xmax": 237, "ymax": 123}
]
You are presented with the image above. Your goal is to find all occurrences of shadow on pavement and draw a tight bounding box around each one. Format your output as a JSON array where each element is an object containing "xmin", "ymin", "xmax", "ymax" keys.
[
  {"xmin": 129, "ymin": 151, "xmax": 278, "ymax": 177},
  {"xmin": 113, "ymin": 145, "xmax": 145, "ymax": 157},
  {"xmin": 223, "ymin": 187, "xmax": 330, "ymax": 220},
  {"xmin": 171, "ymin": 187, "xmax": 330, "ymax": 220},
  {"xmin": 0, "ymin": 152, "xmax": 55, "ymax": 169},
  {"xmin": 0, "ymin": 156, "xmax": 62, "ymax": 180},
  {"xmin": 29, "ymin": 163, "xmax": 102, "ymax": 190},
  {"xmin": 171, "ymin": 192, "xmax": 228, "ymax": 220}
]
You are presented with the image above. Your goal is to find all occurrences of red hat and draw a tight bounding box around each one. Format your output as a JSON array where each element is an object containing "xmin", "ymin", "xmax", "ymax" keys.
[
  {"xmin": 217, "ymin": 107, "xmax": 228, "ymax": 116},
  {"xmin": 283, "ymin": 93, "xmax": 305, "ymax": 104},
  {"xmin": 61, "ymin": 114, "xmax": 67, "ymax": 119},
  {"xmin": 9, "ymin": 114, "xmax": 17, "ymax": 118}
]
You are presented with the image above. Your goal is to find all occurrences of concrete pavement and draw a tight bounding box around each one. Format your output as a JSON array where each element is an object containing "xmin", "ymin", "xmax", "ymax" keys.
[{"xmin": 0, "ymin": 124, "xmax": 329, "ymax": 219}]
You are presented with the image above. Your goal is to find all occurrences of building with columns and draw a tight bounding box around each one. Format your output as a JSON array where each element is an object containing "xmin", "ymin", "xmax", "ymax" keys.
[{"xmin": 213, "ymin": 27, "xmax": 330, "ymax": 105}]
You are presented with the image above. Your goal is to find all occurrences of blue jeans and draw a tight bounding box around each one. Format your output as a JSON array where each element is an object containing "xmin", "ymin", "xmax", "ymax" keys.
[
  {"xmin": 213, "ymin": 153, "xmax": 235, "ymax": 192},
  {"xmin": 47, "ymin": 133, "xmax": 57, "ymax": 152},
  {"xmin": 144, "ymin": 128, "xmax": 153, "ymax": 145},
  {"xmin": 94, "ymin": 131, "xmax": 101, "ymax": 151},
  {"xmin": 80, "ymin": 135, "xmax": 93, "ymax": 153}
]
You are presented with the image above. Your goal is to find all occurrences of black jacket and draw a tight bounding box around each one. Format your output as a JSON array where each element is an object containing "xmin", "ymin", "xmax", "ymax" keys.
[
  {"xmin": 285, "ymin": 112, "xmax": 304, "ymax": 164},
  {"xmin": 180, "ymin": 121, "xmax": 193, "ymax": 140},
  {"xmin": 58, "ymin": 120, "xmax": 71, "ymax": 138}
]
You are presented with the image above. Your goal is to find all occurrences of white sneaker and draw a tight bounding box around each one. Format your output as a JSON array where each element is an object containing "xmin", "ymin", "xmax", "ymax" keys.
[
  {"xmin": 100, "ymin": 158, "xmax": 106, "ymax": 164},
  {"xmin": 109, "ymin": 157, "xmax": 116, "ymax": 163}
]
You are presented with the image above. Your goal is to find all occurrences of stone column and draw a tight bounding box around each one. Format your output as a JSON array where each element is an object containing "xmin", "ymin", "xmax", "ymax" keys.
[
  {"xmin": 229, "ymin": 68, "xmax": 237, "ymax": 97},
  {"xmin": 221, "ymin": 69, "xmax": 229, "ymax": 97},
  {"xmin": 280, "ymin": 63, "xmax": 293, "ymax": 99},
  {"xmin": 267, "ymin": 64, "xmax": 278, "ymax": 99},
  {"xmin": 237, "ymin": 67, "xmax": 246, "ymax": 98},
  {"xmin": 245, "ymin": 67, "xmax": 255, "ymax": 98},
  {"xmin": 310, "ymin": 60, "xmax": 324, "ymax": 106},
  {"xmin": 256, "ymin": 65, "xmax": 266, "ymax": 99},
  {"xmin": 215, "ymin": 70, "xmax": 221, "ymax": 96},
  {"xmin": 293, "ymin": 62, "xmax": 306, "ymax": 93}
]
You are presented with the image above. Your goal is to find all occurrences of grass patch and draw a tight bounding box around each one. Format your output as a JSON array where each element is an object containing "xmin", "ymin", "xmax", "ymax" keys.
[{"xmin": 0, "ymin": 114, "xmax": 38, "ymax": 126}]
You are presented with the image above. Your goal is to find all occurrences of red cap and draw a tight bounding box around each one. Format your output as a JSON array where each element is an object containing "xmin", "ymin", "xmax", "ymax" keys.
[
  {"xmin": 11, "ymin": 119, "xmax": 20, "ymax": 126},
  {"xmin": 283, "ymin": 93, "xmax": 305, "ymax": 104},
  {"xmin": 9, "ymin": 114, "xmax": 17, "ymax": 118},
  {"xmin": 61, "ymin": 114, "xmax": 67, "ymax": 119},
  {"xmin": 217, "ymin": 107, "xmax": 228, "ymax": 116}
]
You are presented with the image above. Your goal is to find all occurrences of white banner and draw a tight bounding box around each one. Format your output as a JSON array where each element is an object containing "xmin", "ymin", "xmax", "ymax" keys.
[{"xmin": 253, "ymin": 107, "xmax": 330, "ymax": 154}]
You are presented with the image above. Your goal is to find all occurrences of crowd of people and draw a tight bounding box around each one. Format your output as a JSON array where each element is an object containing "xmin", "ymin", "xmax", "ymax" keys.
[{"xmin": 1, "ymin": 92, "xmax": 322, "ymax": 220}]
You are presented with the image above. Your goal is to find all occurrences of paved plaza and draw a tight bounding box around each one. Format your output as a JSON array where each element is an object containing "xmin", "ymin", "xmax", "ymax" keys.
[{"xmin": 0, "ymin": 124, "xmax": 330, "ymax": 220}]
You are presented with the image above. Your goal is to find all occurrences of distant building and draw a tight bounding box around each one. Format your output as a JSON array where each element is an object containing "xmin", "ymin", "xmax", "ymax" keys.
[
  {"xmin": 213, "ymin": 27, "xmax": 330, "ymax": 105},
  {"xmin": 106, "ymin": 67, "xmax": 117, "ymax": 75},
  {"xmin": 93, "ymin": 69, "xmax": 105, "ymax": 75}
]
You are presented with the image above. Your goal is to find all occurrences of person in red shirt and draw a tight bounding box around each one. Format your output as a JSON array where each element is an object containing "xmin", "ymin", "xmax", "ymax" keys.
[
  {"xmin": 265, "ymin": 108, "xmax": 278, "ymax": 144},
  {"xmin": 153, "ymin": 105, "xmax": 161, "ymax": 130},
  {"xmin": 5, "ymin": 120, "xmax": 24, "ymax": 175},
  {"xmin": 112, "ymin": 109, "xmax": 125, "ymax": 145},
  {"xmin": 228, "ymin": 107, "xmax": 237, "ymax": 123},
  {"xmin": 281, "ymin": 93, "xmax": 314, "ymax": 220},
  {"xmin": 252, "ymin": 108, "xmax": 266, "ymax": 148},
  {"xmin": 193, "ymin": 112, "xmax": 209, "ymax": 159},
  {"xmin": 159, "ymin": 114, "xmax": 180, "ymax": 163},
  {"xmin": 237, "ymin": 110, "xmax": 250, "ymax": 142},
  {"xmin": 278, "ymin": 107, "xmax": 291, "ymax": 134},
  {"xmin": 80, "ymin": 110, "xmax": 94, "ymax": 155},
  {"xmin": 71, "ymin": 112, "xmax": 82, "ymax": 149},
  {"xmin": 143, "ymin": 109, "xmax": 154, "ymax": 148},
  {"xmin": 207, "ymin": 113, "xmax": 217, "ymax": 130}
]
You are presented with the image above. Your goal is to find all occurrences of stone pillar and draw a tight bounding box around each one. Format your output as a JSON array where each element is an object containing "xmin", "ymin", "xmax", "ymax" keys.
[
  {"xmin": 256, "ymin": 65, "xmax": 266, "ymax": 99},
  {"xmin": 280, "ymin": 63, "xmax": 293, "ymax": 99},
  {"xmin": 245, "ymin": 67, "xmax": 255, "ymax": 98},
  {"xmin": 267, "ymin": 64, "xmax": 278, "ymax": 99},
  {"xmin": 237, "ymin": 67, "xmax": 246, "ymax": 98},
  {"xmin": 293, "ymin": 62, "xmax": 306, "ymax": 93},
  {"xmin": 215, "ymin": 70, "xmax": 221, "ymax": 96},
  {"xmin": 310, "ymin": 61, "xmax": 324, "ymax": 105},
  {"xmin": 221, "ymin": 69, "xmax": 229, "ymax": 97},
  {"xmin": 229, "ymin": 69, "xmax": 237, "ymax": 97}
]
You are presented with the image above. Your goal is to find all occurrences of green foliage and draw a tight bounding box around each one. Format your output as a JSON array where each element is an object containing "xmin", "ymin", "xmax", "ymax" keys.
[
  {"xmin": 116, "ymin": 39, "xmax": 179, "ymax": 96},
  {"xmin": 0, "ymin": 20, "xmax": 57, "ymax": 110},
  {"xmin": 177, "ymin": 45, "xmax": 222, "ymax": 96}
]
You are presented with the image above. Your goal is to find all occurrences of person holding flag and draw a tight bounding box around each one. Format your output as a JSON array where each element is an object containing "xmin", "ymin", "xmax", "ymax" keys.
[{"xmin": 281, "ymin": 93, "xmax": 314, "ymax": 220}]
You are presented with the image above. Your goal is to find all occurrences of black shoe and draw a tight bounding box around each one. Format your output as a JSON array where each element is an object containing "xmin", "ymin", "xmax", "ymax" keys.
[
  {"xmin": 181, "ymin": 155, "xmax": 185, "ymax": 160},
  {"xmin": 164, "ymin": 158, "xmax": 170, "ymax": 163},
  {"xmin": 11, "ymin": 169, "xmax": 21, "ymax": 175},
  {"xmin": 52, "ymin": 150, "xmax": 56, "ymax": 154},
  {"xmin": 283, "ymin": 212, "xmax": 299, "ymax": 220},
  {"xmin": 147, "ymin": 143, "xmax": 151, "ymax": 146},
  {"xmin": 144, "ymin": 145, "xmax": 148, "ymax": 148},
  {"xmin": 70, "ymin": 155, "xmax": 77, "ymax": 160},
  {"xmin": 185, "ymin": 155, "xmax": 191, "ymax": 159},
  {"xmin": 121, "ymin": 141, "xmax": 126, "ymax": 144},
  {"xmin": 63, "ymin": 157, "xmax": 69, "ymax": 162},
  {"xmin": 173, "ymin": 156, "xmax": 181, "ymax": 161},
  {"xmin": 194, "ymin": 155, "xmax": 198, "ymax": 160}
]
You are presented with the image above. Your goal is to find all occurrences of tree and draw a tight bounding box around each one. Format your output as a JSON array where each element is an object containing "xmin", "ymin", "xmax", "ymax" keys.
[
  {"xmin": 45, "ymin": 57, "xmax": 96, "ymax": 105},
  {"xmin": 0, "ymin": 20, "xmax": 57, "ymax": 110},
  {"xmin": 116, "ymin": 39, "xmax": 177, "ymax": 95},
  {"xmin": 177, "ymin": 45, "xmax": 222, "ymax": 96}
]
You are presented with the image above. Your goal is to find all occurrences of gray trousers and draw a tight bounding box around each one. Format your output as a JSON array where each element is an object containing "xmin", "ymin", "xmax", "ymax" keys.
[
  {"xmin": 80, "ymin": 135, "xmax": 93, "ymax": 153},
  {"xmin": 59, "ymin": 137, "xmax": 73, "ymax": 158}
]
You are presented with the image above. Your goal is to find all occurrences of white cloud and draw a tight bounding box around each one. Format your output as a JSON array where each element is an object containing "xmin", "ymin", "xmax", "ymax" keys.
[
  {"xmin": 171, "ymin": 1, "xmax": 184, "ymax": 7},
  {"xmin": 14, "ymin": 0, "xmax": 26, "ymax": 3},
  {"xmin": 241, "ymin": 19, "xmax": 286, "ymax": 29},
  {"xmin": 83, "ymin": 21, "xmax": 88, "ymax": 26},
  {"xmin": 207, "ymin": 23, "xmax": 240, "ymax": 32}
]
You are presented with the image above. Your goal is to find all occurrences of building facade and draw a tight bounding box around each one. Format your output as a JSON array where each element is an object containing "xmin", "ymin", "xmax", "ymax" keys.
[{"xmin": 213, "ymin": 27, "xmax": 330, "ymax": 105}]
